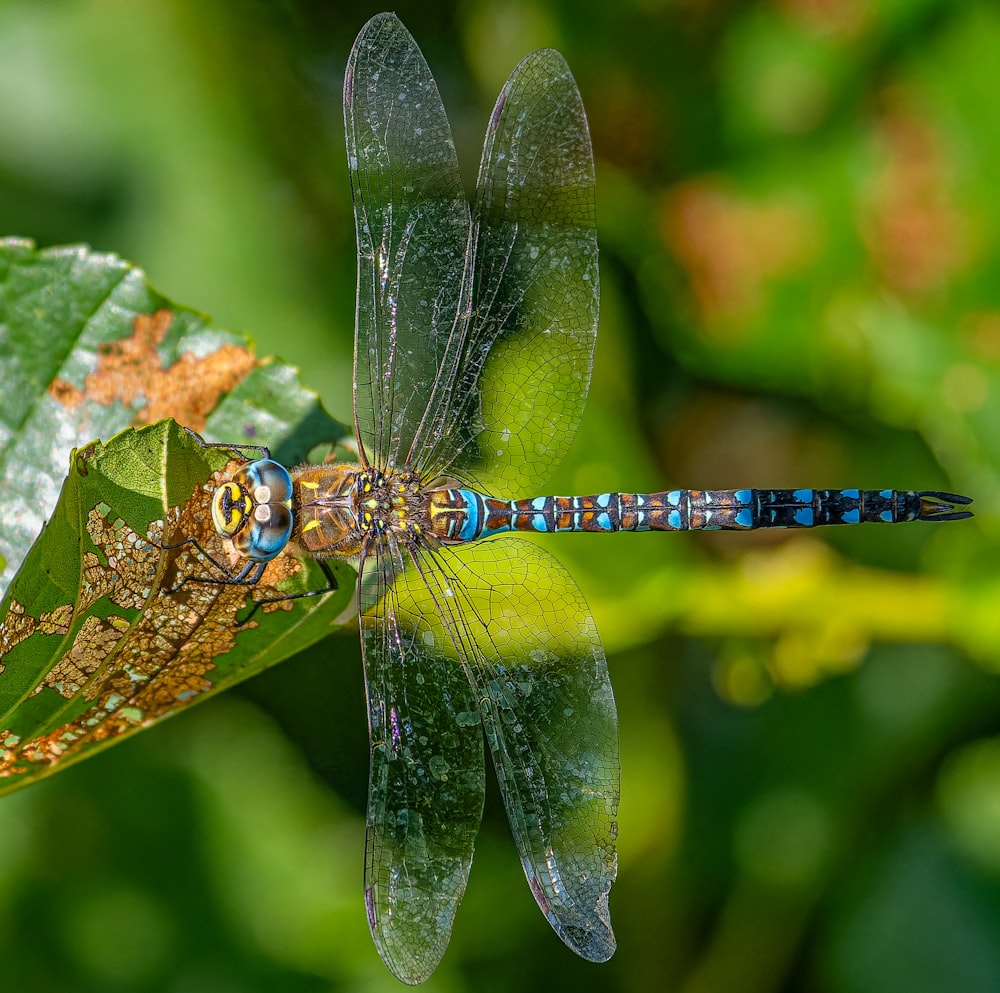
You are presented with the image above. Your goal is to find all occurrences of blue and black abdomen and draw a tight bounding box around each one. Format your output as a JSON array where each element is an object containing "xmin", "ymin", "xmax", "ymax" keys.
[{"xmin": 428, "ymin": 488, "xmax": 972, "ymax": 541}]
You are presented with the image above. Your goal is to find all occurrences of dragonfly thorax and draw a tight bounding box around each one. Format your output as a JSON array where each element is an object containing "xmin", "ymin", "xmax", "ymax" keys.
[
  {"xmin": 289, "ymin": 463, "xmax": 429, "ymax": 559},
  {"xmin": 354, "ymin": 467, "xmax": 428, "ymax": 537}
]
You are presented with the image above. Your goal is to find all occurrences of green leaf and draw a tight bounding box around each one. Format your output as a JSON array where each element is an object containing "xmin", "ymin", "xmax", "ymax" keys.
[
  {"xmin": 0, "ymin": 236, "xmax": 348, "ymax": 599},
  {"xmin": 0, "ymin": 238, "xmax": 356, "ymax": 796}
]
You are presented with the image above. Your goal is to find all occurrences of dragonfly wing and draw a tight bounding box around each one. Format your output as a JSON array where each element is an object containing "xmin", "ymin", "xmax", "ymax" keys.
[
  {"xmin": 411, "ymin": 538, "xmax": 619, "ymax": 961},
  {"xmin": 411, "ymin": 48, "xmax": 599, "ymax": 496},
  {"xmin": 360, "ymin": 540, "xmax": 486, "ymax": 984},
  {"xmin": 345, "ymin": 13, "xmax": 471, "ymax": 473}
]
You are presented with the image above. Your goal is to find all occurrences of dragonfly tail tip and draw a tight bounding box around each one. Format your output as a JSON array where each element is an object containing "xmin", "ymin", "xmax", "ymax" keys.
[{"xmin": 916, "ymin": 491, "xmax": 974, "ymax": 522}]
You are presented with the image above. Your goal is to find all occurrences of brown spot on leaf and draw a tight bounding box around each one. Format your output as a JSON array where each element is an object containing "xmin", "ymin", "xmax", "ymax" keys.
[
  {"xmin": 49, "ymin": 379, "xmax": 84, "ymax": 407},
  {"xmin": 39, "ymin": 614, "xmax": 128, "ymax": 699},
  {"xmin": 49, "ymin": 310, "xmax": 256, "ymax": 432},
  {"xmin": 74, "ymin": 442, "xmax": 99, "ymax": 475},
  {"xmin": 0, "ymin": 601, "xmax": 35, "ymax": 657}
]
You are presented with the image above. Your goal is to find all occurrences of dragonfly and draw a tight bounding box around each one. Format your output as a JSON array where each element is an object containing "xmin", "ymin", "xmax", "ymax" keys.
[{"xmin": 180, "ymin": 11, "xmax": 973, "ymax": 985}]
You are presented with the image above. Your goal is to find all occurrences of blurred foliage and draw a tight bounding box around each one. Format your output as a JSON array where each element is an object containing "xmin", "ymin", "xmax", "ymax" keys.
[{"xmin": 0, "ymin": 0, "xmax": 998, "ymax": 990}]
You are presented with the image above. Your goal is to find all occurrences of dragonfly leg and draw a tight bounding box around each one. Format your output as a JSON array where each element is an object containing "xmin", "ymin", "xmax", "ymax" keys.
[
  {"xmin": 155, "ymin": 533, "xmax": 266, "ymax": 593},
  {"xmin": 180, "ymin": 425, "xmax": 272, "ymax": 463},
  {"xmin": 236, "ymin": 558, "xmax": 340, "ymax": 626}
]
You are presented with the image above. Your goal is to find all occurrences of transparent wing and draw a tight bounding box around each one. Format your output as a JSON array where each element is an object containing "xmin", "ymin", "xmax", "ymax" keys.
[
  {"xmin": 359, "ymin": 539, "xmax": 486, "ymax": 985},
  {"xmin": 345, "ymin": 13, "xmax": 471, "ymax": 472},
  {"xmin": 346, "ymin": 13, "xmax": 598, "ymax": 495},
  {"xmin": 399, "ymin": 537, "xmax": 619, "ymax": 961},
  {"xmin": 413, "ymin": 49, "xmax": 599, "ymax": 496}
]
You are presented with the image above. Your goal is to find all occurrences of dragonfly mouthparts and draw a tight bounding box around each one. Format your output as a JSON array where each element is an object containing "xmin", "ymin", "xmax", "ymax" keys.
[{"xmin": 916, "ymin": 491, "xmax": 974, "ymax": 522}]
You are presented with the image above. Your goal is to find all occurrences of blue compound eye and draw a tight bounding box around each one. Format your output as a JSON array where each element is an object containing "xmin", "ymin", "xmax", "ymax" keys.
[
  {"xmin": 232, "ymin": 501, "xmax": 294, "ymax": 562},
  {"xmin": 240, "ymin": 459, "xmax": 294, "ymax": 505}
]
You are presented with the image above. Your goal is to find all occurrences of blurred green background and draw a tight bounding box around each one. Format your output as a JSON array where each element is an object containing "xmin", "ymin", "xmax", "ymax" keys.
[{"xmin": 2, "ymin": 0, "xmax": 1000, "ymax": 990}]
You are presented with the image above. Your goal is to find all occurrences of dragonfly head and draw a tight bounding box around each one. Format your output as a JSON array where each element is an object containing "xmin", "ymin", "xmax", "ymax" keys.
[{"xmin": 210, "ymin": 458, "xmax": 295, "ymax": 562}]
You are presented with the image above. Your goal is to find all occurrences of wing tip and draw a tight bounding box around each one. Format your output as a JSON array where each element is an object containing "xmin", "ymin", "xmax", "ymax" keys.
[
  {"xmin": 524, "ymin": 859, "xmax": 618, "ymax": 963},
  {"xmin": 558, "ymin": 915, "xmax": 617, "ymax": 963}
]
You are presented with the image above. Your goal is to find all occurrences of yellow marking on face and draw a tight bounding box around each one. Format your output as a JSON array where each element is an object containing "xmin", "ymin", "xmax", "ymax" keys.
[{"xmin": 211, "ymin": 482, "xmax": 252, "ymax": 537}]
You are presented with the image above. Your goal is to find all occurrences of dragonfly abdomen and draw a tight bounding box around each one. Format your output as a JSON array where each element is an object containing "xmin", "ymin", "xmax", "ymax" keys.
[{"xmin": 428, "ymin": 487, "xmax": 972, "ymax": 540}]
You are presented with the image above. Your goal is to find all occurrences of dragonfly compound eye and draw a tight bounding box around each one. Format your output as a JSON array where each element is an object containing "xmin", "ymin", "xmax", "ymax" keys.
[
  {"xmin": 242, "ymin": 459, "xmax": 294, "ymax": 503},
  {"xmin": 233, "ymin": 502, "xmax": 294, "ymax": 561}
]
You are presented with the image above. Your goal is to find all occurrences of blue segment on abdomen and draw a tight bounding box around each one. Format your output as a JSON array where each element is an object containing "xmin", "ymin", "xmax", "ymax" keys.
[{"xmin": 456, "ymin": 490, "xmax": 484, "ymax": 541}]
